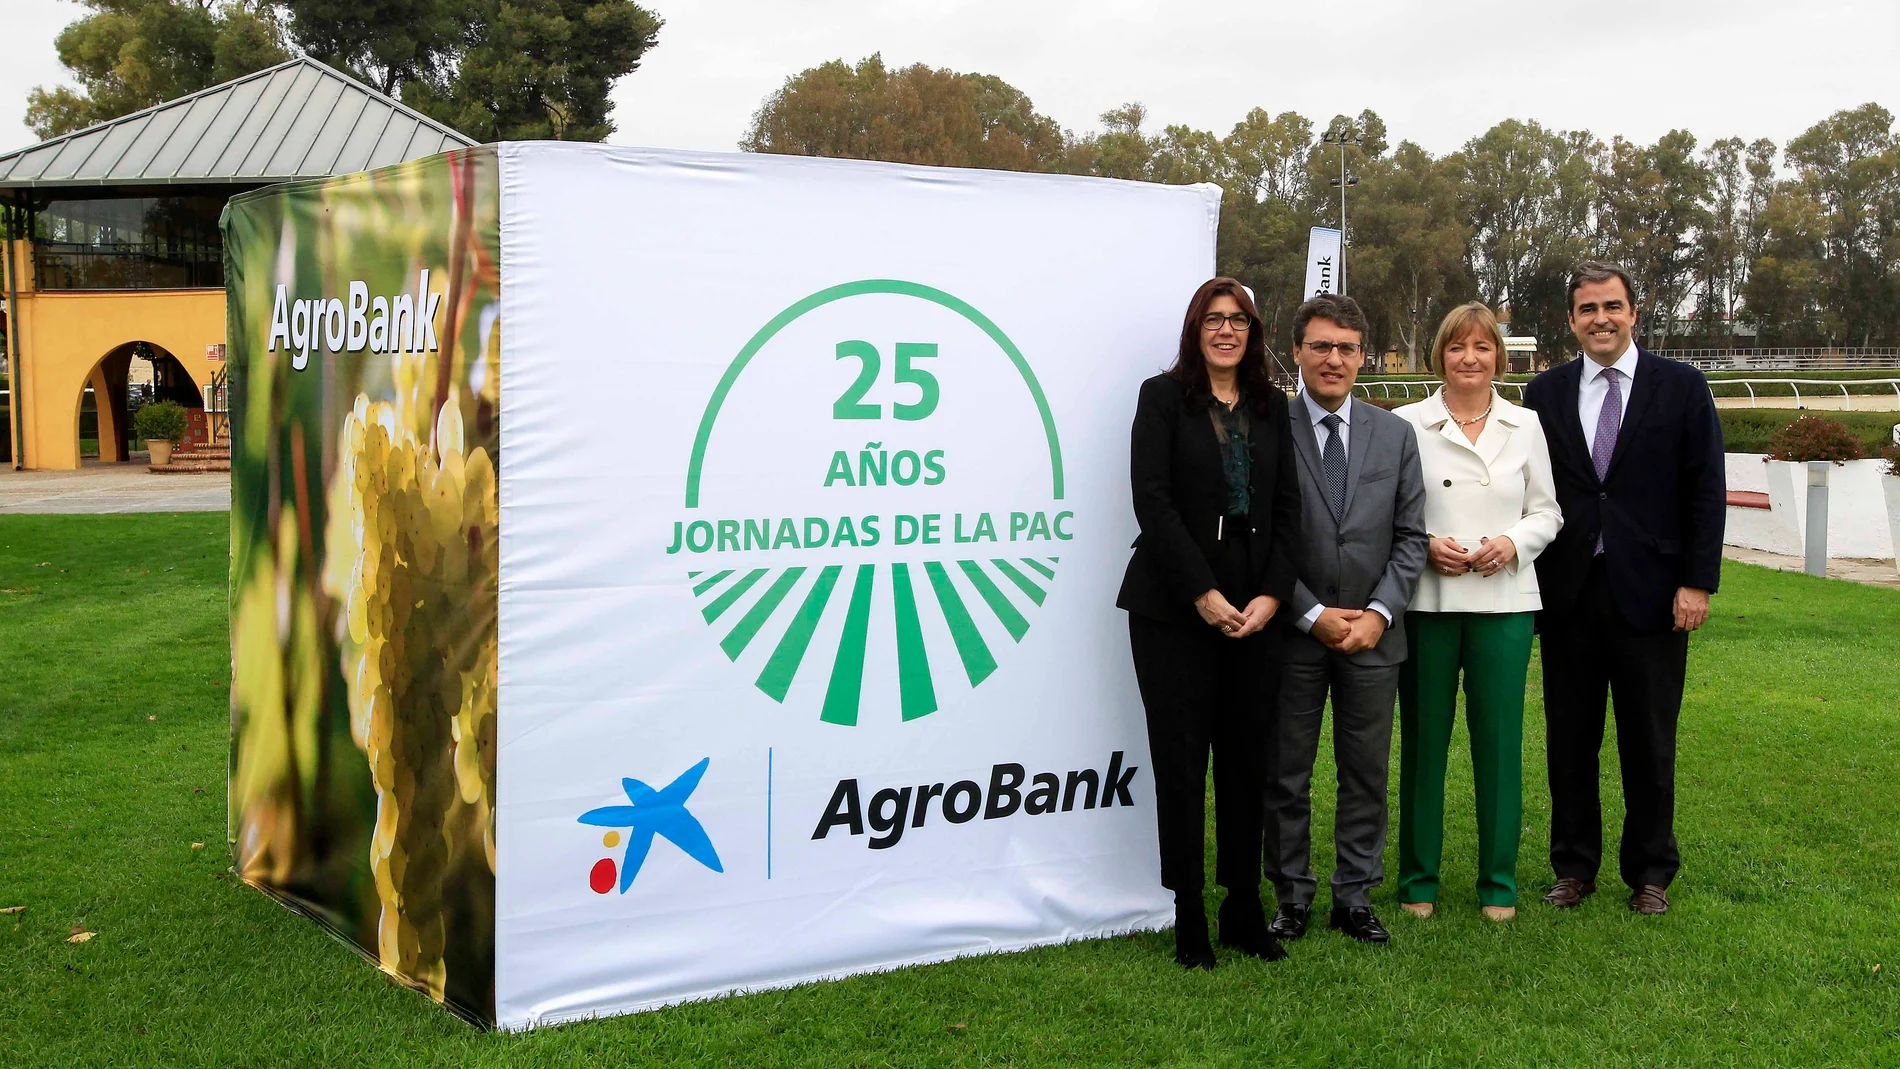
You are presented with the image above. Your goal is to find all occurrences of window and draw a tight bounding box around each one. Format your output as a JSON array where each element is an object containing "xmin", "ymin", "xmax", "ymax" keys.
[{"xmin": 33, "ymin": 195, "xmax": 226, "ymax": 290}]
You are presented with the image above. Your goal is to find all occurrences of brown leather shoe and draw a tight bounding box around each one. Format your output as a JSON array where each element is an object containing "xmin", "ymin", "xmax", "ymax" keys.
[
  {"xmin": 1542, "ymin": 877, "xmax": 1597, "ymax": 908},
  {"xmin": 1629, "ymin": 885, "xmax": 1670, "ymax": 915}
]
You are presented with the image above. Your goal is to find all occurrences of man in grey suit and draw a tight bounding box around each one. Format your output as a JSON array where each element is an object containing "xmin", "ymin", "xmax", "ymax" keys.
[{"xmin": 1263, "ymin": 294, "xmax": 1428, "ymax": 945}]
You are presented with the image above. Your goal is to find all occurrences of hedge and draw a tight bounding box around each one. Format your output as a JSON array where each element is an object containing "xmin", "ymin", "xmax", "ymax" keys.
[{"xmin": 1719, "ymin": 409, "xmax": 1899, "ymax": 455}]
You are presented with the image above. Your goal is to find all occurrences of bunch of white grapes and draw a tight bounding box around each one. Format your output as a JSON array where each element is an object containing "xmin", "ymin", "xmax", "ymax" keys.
[{"xmin": 324, "ymin": 381, "xmax": 498, "ymax": 999}]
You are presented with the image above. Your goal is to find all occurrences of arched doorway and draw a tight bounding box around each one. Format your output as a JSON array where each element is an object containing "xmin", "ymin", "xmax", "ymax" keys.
[{"xmin": 79, "ymin": 341, "xmax": 204, "ymax": 462}]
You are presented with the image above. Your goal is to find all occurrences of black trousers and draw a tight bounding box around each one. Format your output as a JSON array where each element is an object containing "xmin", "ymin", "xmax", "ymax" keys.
[
  {"xmin": 1540, "ymin": 555, "xmax": 1688, "ymax": 889},
  {"xmin": 1128, "ymin": 612, "xmax": 1276, "ymax": 895}
]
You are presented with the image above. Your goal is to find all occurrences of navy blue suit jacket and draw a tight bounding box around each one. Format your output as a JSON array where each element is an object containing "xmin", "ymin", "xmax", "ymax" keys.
[{"xmin": 1522, "ymin": 348, "xmax": 1726, "ymax": 631}]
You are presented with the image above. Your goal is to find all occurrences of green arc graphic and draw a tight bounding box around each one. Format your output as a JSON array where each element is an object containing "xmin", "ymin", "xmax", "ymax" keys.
[{"xmin": 683, "ymin": 279, "xmax": 1065, "ymax": 508}]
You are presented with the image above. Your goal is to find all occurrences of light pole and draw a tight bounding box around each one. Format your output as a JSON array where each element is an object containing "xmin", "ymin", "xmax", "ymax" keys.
[{"xmin": 1320, "ymin": 129, "xmax": 1361, "ymax": 296}]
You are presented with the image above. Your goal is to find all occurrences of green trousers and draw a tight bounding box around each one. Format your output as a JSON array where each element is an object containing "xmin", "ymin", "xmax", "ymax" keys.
[{"xmin": 1397, "ymin": 611, "xmax": 1533, "ymax": 908}]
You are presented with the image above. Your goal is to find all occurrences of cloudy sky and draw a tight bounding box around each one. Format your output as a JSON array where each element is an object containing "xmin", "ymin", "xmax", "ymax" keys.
[{"xmin": 4, "ymin": 0, "xmax": 1896, "ymax": 159}]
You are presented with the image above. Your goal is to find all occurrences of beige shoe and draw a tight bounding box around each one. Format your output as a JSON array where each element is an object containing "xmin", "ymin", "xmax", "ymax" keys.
[
  {"xmin": 1398, "ymin": 901, "xmax": 1434, "ymax": 918},
  {"xmin": 1481, "ymin": 905, "xmax": 1517, "ymax": 922}
]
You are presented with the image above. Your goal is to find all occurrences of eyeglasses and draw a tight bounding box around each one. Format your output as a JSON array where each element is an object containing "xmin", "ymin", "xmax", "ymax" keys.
[
  {"xmin": 1303, "ymin": 340, "xmax": 1364, "ymax": 358},
  {"xmin": 1201, "ymin": 312, "xmax": 1252, "ymax": 332}
]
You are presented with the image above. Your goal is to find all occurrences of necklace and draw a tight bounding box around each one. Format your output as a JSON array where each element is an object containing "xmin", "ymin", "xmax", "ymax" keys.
[{"xmin": 1446, "ymin": 391, "xmax": 1493, "ymax": 428}]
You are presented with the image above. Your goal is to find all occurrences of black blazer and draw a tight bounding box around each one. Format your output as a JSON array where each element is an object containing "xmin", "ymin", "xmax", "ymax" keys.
[
  {"xmin": 1522, "ymin": 348, "xmax": 1726, "ymax": 631},
  {"xmin": 1116, "ymin": 373, "xmax": 1303, "ymax": 626}
]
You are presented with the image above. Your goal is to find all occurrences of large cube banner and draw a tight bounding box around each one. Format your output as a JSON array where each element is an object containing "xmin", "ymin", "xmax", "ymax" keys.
[{"xmin": 225, "ymin": 143, "xmax": 1221, "ymax": 1029}]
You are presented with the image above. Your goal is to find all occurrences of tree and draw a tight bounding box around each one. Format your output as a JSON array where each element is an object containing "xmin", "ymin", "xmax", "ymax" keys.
[
  {"xmin": 1743, "ymin": 186, "xmax": 1829, "ymax": 344},
  {"xmin": 429, "ymin": 0, "xmax": 662, "ymax": 141},
  {"xmin": 1347, "ymin": 142, "xmax": 1475, "ymax": 368},
  {"xmin": 742, "ymin": 55, "xmax": 1069, "ymax": 171},
  {"xmin": 1212, "ymin": 109, "xmax": 1314, "ymax": 354},
  {"xmin": 1782, "ymin": 104, "xmax": 1900, "ymax": 347},
  {"xmin": 1454, "ymin": 120, "xmax": 1599, "ymax": 360},
  {"xmin": 1598, "ymin": 129, "xmax": 1712, "ymax": 348},
  {"xmin": 280, "ymin": 0, "xmax": 457, "ymax": 97},
  {"xmin": 25, "ymin": 0, "xmax": 288, "ymax": 139},
  {"xmin": 730, "ymin": 66, "xmax": 1900, "ymax": 353},
  {"xmin": 27, "ymin": 0, "xmax": 660, "ymax": 145},
  {"xmin": 1693, "ymin": 136, "xmax": 1777, "ymax": 346}
]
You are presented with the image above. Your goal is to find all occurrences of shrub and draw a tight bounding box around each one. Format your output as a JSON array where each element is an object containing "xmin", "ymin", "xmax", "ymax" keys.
[
  {"xmin": 133, "ymin": 401, "xmax": 189, "ymax": 444},
  {"xmin": 1767, "ymin": 415, "xmax": 1865, "ymax": 463},
  {"xmin": 1879, "ymin": 443, "xmax": 1900, "ymax": 478},
  {"xmin": 1719, "ymin": 409, "xmax": 1896, "ymax": 455}
]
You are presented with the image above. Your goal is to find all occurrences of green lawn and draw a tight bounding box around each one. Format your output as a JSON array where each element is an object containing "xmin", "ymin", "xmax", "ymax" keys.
[{"xmin": 2, "ymin": 515, "xmax": 1896, "ymax": 1067}]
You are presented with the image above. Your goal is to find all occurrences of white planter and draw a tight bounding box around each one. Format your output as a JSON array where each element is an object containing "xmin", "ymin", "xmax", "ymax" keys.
[
  {"xmin": 1764, "ymin": 458, "xmax": 1895, "ymax": 560},
  {"xmin": 1884, "ymin": 474, "xmax": 1900, "ymax": 574}
]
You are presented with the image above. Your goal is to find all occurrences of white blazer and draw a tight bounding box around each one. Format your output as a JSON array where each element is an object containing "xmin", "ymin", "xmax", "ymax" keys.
[{"xmin": 1393, "ymin": 390, "xmax": 1563, "ymax": 613}]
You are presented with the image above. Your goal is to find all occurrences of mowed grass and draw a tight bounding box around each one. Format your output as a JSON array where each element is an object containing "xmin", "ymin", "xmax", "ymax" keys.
[{"xmin": 1, "ymin": 514, "xmax": 1897, "ymax": 1068}]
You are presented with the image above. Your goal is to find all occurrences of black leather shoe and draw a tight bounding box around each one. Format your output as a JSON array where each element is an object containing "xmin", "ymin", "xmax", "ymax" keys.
[
  {"xmin": 1328, "ymin": 905, "xmax": 1392, "ymax": 944},
  {"xmin": 1173, "ymin": 898, "xmax": 1215, "ymax": 970},
  {"xmin": 1266, "ymin": 903, "xmax": 1311, "ymax": 940},
  {"xmin": 1217, "ymin": 893, "xmax": 1289, "ymax": 962}
]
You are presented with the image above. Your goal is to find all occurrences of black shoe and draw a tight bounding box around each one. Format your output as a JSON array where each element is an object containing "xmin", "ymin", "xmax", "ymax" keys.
[
  {"xmin": 1266, "ymin": 903, "xmax": 1311, "ymax": 940},
  {"xmin": 1217, "ymin": 892, "xmax": 1289, "ymax": 962},
  {"xmin": 1173, "ymin": 897, "xmax": 1215, "ymax": 970},
  {"xmin": 1328, "ymin": 905, "xmax": 1392, "ymax": 945}
]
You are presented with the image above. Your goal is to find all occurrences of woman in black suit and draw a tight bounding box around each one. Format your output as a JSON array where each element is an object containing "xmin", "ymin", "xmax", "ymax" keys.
[{"xmin": 1118, "ymin": 277, "xmax": 1302, "ymax": 968}]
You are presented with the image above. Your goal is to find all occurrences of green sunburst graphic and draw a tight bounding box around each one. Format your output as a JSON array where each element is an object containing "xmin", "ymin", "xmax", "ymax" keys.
[
  {"xmin": 679, "ymin": 279, "xmax": 1066, "ymax": 726},
  {"xmin": 688, "ymin": 558, "xmax": 1059, "ymax": 724}
]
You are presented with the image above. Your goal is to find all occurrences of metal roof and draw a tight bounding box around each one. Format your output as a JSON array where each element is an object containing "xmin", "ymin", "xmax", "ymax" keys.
[{"xmin": 0, "ymin": 57, "xmax": 477, "ymax": 190}]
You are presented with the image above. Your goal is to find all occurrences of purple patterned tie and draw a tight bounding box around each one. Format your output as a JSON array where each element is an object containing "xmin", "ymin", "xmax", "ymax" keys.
[
  {"xmin": 1592, "ymin": 368, "xmax": 1622, "ymax": 553},
  {"xmin": 1592, "ymin": 368, "xmax": 1622, "ymax": 481}
]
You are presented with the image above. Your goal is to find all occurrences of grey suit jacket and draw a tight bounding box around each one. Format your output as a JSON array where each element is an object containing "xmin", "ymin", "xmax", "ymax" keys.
[{"xmin": 1282, "ymin": 396, "xmax": 1429, "ymax": 667}]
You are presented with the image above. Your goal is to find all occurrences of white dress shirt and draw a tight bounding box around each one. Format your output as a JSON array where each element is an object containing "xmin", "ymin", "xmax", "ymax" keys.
[
  {"xmin": 1292, "ymin": 387, "xmax": 1392, "ymax": 631},
  {"xmin": 1579, "ymin": 341, "xmax": 1638, "ymax": 454},
  {"xmin": 1395, "ymin": 389, "xmax": 1564, "ymax": 613}
]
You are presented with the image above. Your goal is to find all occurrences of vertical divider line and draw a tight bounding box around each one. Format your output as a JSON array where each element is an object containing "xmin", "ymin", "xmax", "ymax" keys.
[{"xmin": 766, "ymin": 747, "xmax": 773, "ymax": 880}]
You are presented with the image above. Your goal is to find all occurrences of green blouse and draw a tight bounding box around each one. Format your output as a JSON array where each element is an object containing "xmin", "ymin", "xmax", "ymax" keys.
[{"xmin": 1208, "ymin": 395, "xmax": 1251, "ymax": 517}]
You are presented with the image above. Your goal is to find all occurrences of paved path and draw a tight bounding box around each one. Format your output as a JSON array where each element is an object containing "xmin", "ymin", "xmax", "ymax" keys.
[
  {"xmin": 0, "ymin": 462, "xmax": 230, "ymax": 514},
  {"xmin": 1723, "ymin": 545, "xmax": 1900, "ymax": 591}
]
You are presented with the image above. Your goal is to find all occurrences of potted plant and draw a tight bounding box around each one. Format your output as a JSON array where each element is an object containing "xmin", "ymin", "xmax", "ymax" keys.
[
  {"xmin": 1881, "ymin": 441, "xmax": 1900, "ymax": 575},
  {"xmin": 134, "ymin": 401, "xmax": 189, "ymax": 465},
  {"xmin": 1761, "ymin": 416, "xmax": 1865, "ymax": 556}
]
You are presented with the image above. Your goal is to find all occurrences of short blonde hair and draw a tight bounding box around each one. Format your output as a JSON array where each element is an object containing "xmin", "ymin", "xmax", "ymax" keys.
[{"xmin": 1428, "ymin": 302, "xmax": 1506, "ymax": 379}]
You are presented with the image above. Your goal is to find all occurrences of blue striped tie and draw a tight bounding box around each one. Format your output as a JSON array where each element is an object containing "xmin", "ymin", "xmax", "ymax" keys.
[{"xmin": 1321, "ymin": 413, "xmax": 1347, "ymax": 517}]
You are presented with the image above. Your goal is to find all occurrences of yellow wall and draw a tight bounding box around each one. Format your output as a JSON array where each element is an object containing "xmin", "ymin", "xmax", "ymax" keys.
[{"xmin": 6, "ymin": 239, "xmax": 225, "ymax": 470}]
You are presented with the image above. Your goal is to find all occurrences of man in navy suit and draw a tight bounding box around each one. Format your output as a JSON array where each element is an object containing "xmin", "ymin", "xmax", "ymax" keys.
[{"xmin": 1522, "ymin": 262, "xmax": 1725, "ymax": 917}]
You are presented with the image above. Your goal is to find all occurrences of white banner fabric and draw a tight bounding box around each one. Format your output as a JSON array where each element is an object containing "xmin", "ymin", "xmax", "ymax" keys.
[
  {"xmin": 494, "ymin": 144, "xmax": 1220, "ymax": 1029},
  {"xmin": 1304, "ymin": 226, "xmax": 1342, "ymax": 299}
]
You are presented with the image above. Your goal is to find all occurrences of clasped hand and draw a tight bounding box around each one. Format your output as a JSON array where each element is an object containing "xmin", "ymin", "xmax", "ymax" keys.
[
  {"xmin": 1195, "ymin": 590, "xmax": 1279, "ymax": 639},
  {"xmin": 1428, "ymin": 534, "xmax": 1516, "ymax": 578},
  {"xmin": 1311, "ymin": 606, "xmax": 1386, "ymax": 654}
]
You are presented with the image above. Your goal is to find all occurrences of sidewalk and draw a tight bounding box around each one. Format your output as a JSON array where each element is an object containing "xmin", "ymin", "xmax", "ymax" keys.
[
  {"xmin": 1723, "ymin": 545, "xmax": 1900, "ymax": 591},
  {"xmin": 0, "ymin": 460, "xmax": 230, "ymax": 514}
]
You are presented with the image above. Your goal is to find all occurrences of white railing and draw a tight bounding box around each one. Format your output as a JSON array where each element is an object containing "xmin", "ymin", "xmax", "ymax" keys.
[
  {"xmin": 1349, "ymin": 376, "xmax": 1900, "ymax": 411},
  {"xmin": 1351, "ymin": 380, "xmax": 1529, "ymax": 401},
  {"xmin": 1656, "ymin": 347, "xmax": 1900, "ymax": 371},
  {"xmin": 1710, "ymin": 378, "xmax": 1900, "ymax": 411}
]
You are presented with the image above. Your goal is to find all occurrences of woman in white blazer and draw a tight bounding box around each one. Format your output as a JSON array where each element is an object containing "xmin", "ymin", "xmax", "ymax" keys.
[{"xmin": 1391, "ymin": 302, "xmax": 1562, "ymax": 923}]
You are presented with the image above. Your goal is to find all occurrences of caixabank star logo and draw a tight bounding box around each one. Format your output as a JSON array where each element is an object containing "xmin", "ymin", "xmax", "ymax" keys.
[
  {"xmin": 578, "ymin": 758, "xmax": 724, "ymax": 894},
  {"xmin": 667, "ymin": 280, "xmax": 1071, "ymax": 726}
]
